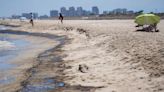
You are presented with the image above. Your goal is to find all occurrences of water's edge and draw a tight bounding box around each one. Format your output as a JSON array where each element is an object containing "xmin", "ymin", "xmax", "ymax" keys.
[{"xmin": 0, "ymin": 29, "xmax": 98, "ymax": 92}]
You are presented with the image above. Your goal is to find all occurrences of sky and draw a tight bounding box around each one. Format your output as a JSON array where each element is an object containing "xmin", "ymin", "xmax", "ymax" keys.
[{"xmin": 0, "ymin": 0, "xmax": 164, "ymax": 17}]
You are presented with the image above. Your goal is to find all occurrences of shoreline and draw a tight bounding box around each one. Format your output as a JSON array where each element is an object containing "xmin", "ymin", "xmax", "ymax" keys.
[
  {"xmin": 0, "ymin": 28, "xmax": 98, "ymax": 92},
  {"xmin": 0, "ymin": 29, "xmax": 61, "ymax": 92}
]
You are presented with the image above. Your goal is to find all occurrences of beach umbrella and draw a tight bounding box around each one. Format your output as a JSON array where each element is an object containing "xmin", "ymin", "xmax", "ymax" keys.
[{"xmin": 135, "ymin": 14, "xmax": 160, "ymax": 25}]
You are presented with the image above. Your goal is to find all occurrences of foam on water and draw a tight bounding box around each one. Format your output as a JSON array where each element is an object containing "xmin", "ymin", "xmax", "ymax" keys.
[
  {"xmin": 0, "ymin": 25, "xmax": 11, "ymax": 30},
  {"xmin": 0, "ymin": 40, "xmax": 16, "ymax": 51}
]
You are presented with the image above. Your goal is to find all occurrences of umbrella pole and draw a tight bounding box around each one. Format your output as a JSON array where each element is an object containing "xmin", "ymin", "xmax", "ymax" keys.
[{"xmin": 154, "ymin": 23, "xmax": 157, "ymax": 31}]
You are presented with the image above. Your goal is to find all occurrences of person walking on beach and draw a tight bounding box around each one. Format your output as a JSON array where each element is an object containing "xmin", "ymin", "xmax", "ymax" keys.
[
  {"xmin": 59, "ymin": 13, "xmax": 64, "ymax": 24},
  {"xmin": 29, "ymin": 13, "xmax": 34, "ymax": 26}
]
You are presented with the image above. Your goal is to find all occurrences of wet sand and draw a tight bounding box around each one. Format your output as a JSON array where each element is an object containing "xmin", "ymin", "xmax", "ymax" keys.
[
  {"xmin": 0, "ymin": 19, "xmax": 164, "ymax": 92},
  {"xmin": 0, "ymin": 30, "xmax": 59, "ymax": 92},
  {"xmin": 0, "ymin": 29, "xmax": 96, "ymax": 92}
]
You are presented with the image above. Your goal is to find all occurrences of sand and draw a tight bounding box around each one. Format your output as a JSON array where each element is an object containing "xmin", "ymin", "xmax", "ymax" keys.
[
  {"xmin": 0, "ymin": 32, "xmax": 58, "ymax": 92},
  {"xmin": 0, "ymin": 19, "xmax": 164, "ymax": 92}
]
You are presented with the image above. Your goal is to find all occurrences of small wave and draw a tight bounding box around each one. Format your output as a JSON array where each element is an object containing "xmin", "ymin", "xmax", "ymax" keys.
[
  {"xmin": 0, "ymin": 25, "xmax": 11, "ymax": 30},
  {"xmin": 0, "ymin": 25, "xmax": 6, "ymax": 30},
  {"xmin": 0, "ymin": 40, "xmax": 15, "ymax": 50}
]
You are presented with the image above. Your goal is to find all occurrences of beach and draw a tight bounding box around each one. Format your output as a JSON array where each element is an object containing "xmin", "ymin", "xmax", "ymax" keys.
[
  {"xmin": 0, "ymin": 19, "xmax": 164, "ymax": 92},
  {"xmin": 0, "ymin": 29, "xmax": 60, "ymax": 92}
]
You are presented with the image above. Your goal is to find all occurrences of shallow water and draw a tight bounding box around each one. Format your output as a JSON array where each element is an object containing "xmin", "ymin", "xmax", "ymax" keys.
[
  {"xmin": 0, "ymin": 26, "xmax": 31, "ymax": 85},
  {"xmin": 0, "ymin": 34, "xmax": 30, "ymax": 70},
  {"xmin": 0, "ymin": 26, "xmax": 66, "ymax": 91},
  {"xmin": 22, "ymin": 78, "xmax": 65, "ymax": 92},
  {"xmin": 0, "ymin": 36, "xmax": 30, "ymax": 85},
  {"xmin": 0, "ymin": 25, "xmax": 12, "ymax": 30},
  {"xmin": 0, "ymin": 76, "xmax": 15, "ymax": 85}
]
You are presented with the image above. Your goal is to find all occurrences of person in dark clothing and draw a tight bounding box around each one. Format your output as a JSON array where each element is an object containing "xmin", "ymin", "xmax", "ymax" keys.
[
  {"xmin": 29, "ymin": 13, "xmax": 34, "ymax": 26},
  {"xmin": 59, "ymin": 13, "xmax": 64, "ymax": 24},
  {"xmin": 30, "ymin": 19, "xmax": 34, "ymax": 26}
]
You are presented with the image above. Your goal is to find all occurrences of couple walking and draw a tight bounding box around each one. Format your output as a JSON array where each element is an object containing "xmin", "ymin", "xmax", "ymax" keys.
[{"xmin": 29, "ymin": 13, "xmax": 64, "ymax": 26}]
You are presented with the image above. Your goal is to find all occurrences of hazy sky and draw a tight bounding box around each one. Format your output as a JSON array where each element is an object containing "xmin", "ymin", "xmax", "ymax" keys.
[{"xmin": 0, "ymin": 0, "xmax": 164, "ymax": 17}]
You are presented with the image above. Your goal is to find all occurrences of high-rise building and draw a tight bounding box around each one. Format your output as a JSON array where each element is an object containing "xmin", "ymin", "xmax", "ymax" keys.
[
  {"xmin": 113, "ymin": 8, "xmax": 127, "ymax": 14},
  {"xmin": 39, "ymin": 15, "xmax": 49, "ymax": 19},
  {"xmin": 60, "ymin": 7, "xmax": 67, "ymax": 16},
  {"xmin": 50, "ymin": 10, "xmax": 58, "ymax": 17},
  {"xmin": 77, "ymin": 7, "xmax": 83, "ymax": 16},
  {"xmin": 103, "ymin": 11, "xmax": 108, "ymax": 15},
  {"xmin": 126, "ymin": 10, "xmax": 134, "ymax": 15},
  {"xmin": 22, "ymin": 13, "xmax": 38, "ymax": 19},
  {"xmin": 22, "ymin": 13, "xmax": 31, "ymax": 19},
  {"xmin": 12, "ymin": 15, "xmax": 21, "ymax": 19},
  {"xmin": 83, "ymin": 10, "xmax": 91, "ymax": 16},
  {"xmin": 69, "ymin": 7, "xmax": 76, "ymax": 16},
  {"xmin": 92, "ymin": 6, "xmax": 99, "ymax": 15},
  {"xmin": 33, "ymin": 13, "xmax": 38, "ymax": 19},
  {"xmin": 122, "ymin": 8, "xmax": 127, "ymax": 14}
]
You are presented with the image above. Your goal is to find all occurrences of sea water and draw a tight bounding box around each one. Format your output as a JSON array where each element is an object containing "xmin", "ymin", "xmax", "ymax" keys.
[
  {"xmin": 0, "ymin": 26, "xmax": 30, "ymax": 85},
  {"xmin": 0, "ymin": 26, "xmax": 65, "ymax": 91}
]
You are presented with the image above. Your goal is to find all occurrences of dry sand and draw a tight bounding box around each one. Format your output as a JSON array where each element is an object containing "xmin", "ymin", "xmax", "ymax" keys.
[{"xmin": 0, "ymin": 19, "xmax": 164, "ymax": 92}]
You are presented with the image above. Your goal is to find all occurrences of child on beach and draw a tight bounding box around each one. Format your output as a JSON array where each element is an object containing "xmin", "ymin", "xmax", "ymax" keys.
[{"xmin": 59, "ymin": 13, "xmax": 64, "ymax": 24}]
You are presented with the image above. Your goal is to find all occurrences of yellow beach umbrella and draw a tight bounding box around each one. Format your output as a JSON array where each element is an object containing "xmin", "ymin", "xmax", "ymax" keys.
[{"xmin": 135, "ymin": 14, "xmax": 160, "ymax": 25}]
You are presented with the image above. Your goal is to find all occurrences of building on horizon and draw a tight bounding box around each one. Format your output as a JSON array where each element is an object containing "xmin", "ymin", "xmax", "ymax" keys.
[
  {"xmin": 39, "ymin": 15, "xmax": 49, "ymax": 19},
  {"xmin": 33, "ymin": 13, "xmax": 38, "ymax": 19},
  {"xmin": 11, "ymin": 15, "xmax": 21, "ymax": 19},
  {"xmin": 68, "ymin": 6, "xmax": 76, "ymax": 16},
  {"xmin": 126, "ymin": 10, "xmax": 134, "ymax": 15},
  {"xmin": 103, "ymin": 11, "xmax": 109, "ymax": 15},
  {"xmin": 22, "ymin": 13, "xmax": 31, "ymax": 19},
  {"xmin": 22, "ymin": 12, "xmax": 38, "ymax": 19},
  {"xmin": 92, "ymin": 6, "xmax": 99, "ymax": 15},
  {"xmin": 58, "ymin": 6, "xmax": 98, "ymax": 17},
  {"xmin": 83, "ymin": 10, "xmax": 91, "ymax": 16},
  {"xmin": 50, "ymin": 10, "xmax": 58, "ymax": 17},
  {"xmin": 60, "ymin": 7, "xmax": 68, "ymax": 16},
  {"xmin": 77, "ymin": 7, "xmax": 83, "ymax": 16},
  {"xmin": 112, "ymin": 8, "xmax": 127, "ymax": 15}
]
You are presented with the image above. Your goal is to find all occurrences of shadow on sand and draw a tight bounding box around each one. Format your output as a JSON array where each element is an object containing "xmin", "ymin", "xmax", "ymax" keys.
[{"xmin": 135, "ymin": 28, "xmax": 159, "ymax": 32}]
